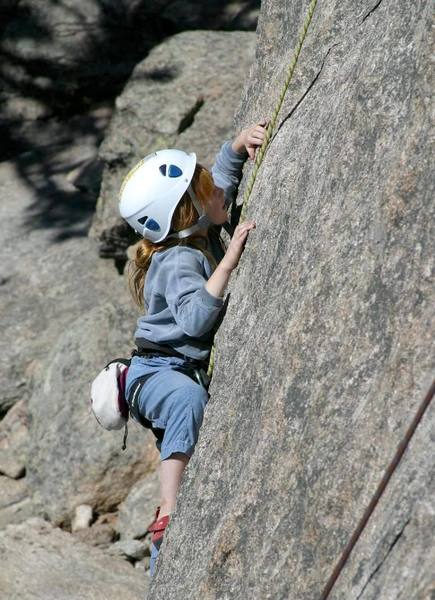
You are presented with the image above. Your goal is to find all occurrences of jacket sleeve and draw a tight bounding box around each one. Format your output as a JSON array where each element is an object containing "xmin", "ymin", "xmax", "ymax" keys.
[
  {"xmin": 163, "ymin": 248, "xmax": 224, "ymax": 337},
  {"xmin": 211, "ymin": 141, "xmax": 248, "ymax": 205}
]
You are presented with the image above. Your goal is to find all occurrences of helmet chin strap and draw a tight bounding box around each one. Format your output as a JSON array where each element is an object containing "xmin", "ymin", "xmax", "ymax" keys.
[
  {"xmin": 167, "ymin": 184, "xmax": 211, "ymax": 240},
  {"xmin": 166, "ymin": 185, "xmax": 234, "ymax": 240}
]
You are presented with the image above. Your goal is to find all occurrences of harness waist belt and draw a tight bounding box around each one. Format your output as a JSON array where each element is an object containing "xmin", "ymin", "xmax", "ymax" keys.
[{"xmin": 134, "ymin": 338, "xmax": 208, "ymax": 371}]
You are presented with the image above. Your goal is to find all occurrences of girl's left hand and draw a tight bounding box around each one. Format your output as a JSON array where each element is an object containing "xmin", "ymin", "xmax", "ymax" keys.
[
  {"xmin": 232, "ymin": 120, "xmax": 269, "ymax": 160},
  {"xmin": 220, "ymin": 220, "xmax": 256, "ymax": 272}
]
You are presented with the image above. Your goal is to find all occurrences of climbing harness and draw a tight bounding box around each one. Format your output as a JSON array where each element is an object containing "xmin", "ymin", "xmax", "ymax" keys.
[
  {"xmin": 90, "ymin": 341, "xmax": 210, "ymax": 451},
  {"xmin": 207, "ymin": 0, "xmax": 318, "ymax": 378},
  {"xmin": 128, "ymin": 342, "xmax": 210, "ymax": 440}
]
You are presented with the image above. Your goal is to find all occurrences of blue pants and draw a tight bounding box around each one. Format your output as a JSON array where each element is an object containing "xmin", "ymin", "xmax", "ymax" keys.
[
  {"xmin": 126, "ymin": 355, "xmax": 209, "ymax": 460},
  {"xmin": 150, "ymin": 541, "xmax": 160, "ymax": 576}
]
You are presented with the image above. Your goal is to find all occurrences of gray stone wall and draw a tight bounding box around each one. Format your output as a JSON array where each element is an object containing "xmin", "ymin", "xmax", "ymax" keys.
[
  {"xmin": 149, "ymin": 1, "xmax": 434, "ymax": 598},
  {"xmin": 1, "ymin": 0, "xmax": 433, "ymax": 596}
]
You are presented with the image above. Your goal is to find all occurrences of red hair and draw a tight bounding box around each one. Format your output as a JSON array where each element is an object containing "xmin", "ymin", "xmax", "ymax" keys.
[{"xmin": 128, "ymin": 163, "xmax": 216, "ymax": 308}]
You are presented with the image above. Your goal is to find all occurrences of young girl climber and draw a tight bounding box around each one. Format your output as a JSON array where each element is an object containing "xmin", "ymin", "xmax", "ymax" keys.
[{"xmin": 118, "ymin": 121, "xmax": 267, "ymax": 576}]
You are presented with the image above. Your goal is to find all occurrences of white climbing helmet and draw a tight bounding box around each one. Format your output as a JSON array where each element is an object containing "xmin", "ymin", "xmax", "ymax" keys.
[{"xmin": 119, "ymin": 149, "xmax": 210, "ymax": 243}]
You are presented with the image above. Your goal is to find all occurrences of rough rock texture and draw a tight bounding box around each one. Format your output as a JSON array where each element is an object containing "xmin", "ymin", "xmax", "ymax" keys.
[
  {"xmin": 90, "ymin": 30, "xmax": 256, "ymax": 247},
  {"xmin": 0, "ymin": 400, "xmax": 28, "ymax": 461},
  {"xmin": 0, "ymin": 476, "xmax": 34, "ymax": 530},
  {"xmin": 27, "ymin": 301, "xmax": 159, "ymax": 525},
  {"xmin": 0, "ymin": 518, "xmax": 147, "ymax": 599},
  {"xmin": 0, "ymin": 400, "xmax": 28, "ymax": 479},
  {"xmin": 73, "ymin": 521, "xmax": 118, "ymax": 548},
  {"xmin": 117, "ymin": 471, "xmax": 160, "ymax": 541},
  {"xmin": 0, "ymin": 108, "xmax": 111, "ymax": 416},
  {"xmin": 148, "ymin": 0, "xmax": 434, "ymax": 598},
  {"xmin": 108, "ymin": 539, "xmax": 148, "ymax": 561}
]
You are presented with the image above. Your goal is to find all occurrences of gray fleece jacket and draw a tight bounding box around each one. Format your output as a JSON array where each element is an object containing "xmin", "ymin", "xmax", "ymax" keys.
[{"xmin": 134, "ymin": 141, "xmax": 247, "ymax": 360}]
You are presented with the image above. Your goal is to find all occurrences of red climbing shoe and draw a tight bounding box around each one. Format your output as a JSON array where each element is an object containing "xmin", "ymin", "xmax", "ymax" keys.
[{"xmin": 148, "ymin": 513, "xmax": 170, "ymax": 544}]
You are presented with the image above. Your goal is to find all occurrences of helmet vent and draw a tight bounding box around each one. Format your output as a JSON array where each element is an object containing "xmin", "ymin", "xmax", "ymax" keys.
[
  {"xmin": 168, "ymin": 164, "xmax": 183, "ymax": 177},
  {"xmin": 159, "ymin": 164, "xmax": 183, "ymax": 178},
  {"xmin": 137, "ymin": 215, "xmax": 160, "ymax": 231},
  {"xmin": 145, "ymin": 218, "xmax": 160, "ymax": 231}
]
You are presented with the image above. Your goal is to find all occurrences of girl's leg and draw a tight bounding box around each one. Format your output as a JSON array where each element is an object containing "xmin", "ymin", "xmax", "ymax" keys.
[
  {"xmin": 136, "ymin": 367, "xmax": 208, "ymax": 574},
  {"xmin": 150, "ymin": 453, "xmax": 190, "ymax": 576},
  {"xmin": 159, "ymin": 452, "xmax": 190, "ymax": 517}
]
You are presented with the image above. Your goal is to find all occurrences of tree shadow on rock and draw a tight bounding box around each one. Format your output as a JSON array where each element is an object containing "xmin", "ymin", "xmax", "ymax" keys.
[{"xmin": 1, "ymin": 0, "xmax": 260, "ymax": 242}]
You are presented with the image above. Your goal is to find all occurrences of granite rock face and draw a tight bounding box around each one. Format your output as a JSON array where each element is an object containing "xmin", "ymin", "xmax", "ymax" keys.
[
  {"xmin": 148, "ymin": 1, "xmax": 434, "ymax": 598},
  {"xmin": 26, "ymin": 301, "xmax": 159, "ymax": 525}
]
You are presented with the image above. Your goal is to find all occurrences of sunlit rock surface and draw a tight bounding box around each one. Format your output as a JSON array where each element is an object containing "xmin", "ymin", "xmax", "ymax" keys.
[{"xmin": 148, "ymin": 1, "xmax": 434, "ymax": 598}]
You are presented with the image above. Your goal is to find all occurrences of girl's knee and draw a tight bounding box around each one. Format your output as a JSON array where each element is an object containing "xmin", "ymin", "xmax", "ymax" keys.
[
  {"xmin": 188, "ymin": 384, "xmax": 208, "ymax": 415},
  {"xmin": 159, "ymin": 383, "xmax": 207, "ymax": 459},
  {"xmin": 174, "ymin": 378, "xmax": 207, "ymax": 404},
  {"xmin": 172, "ymin": 382, "xmax": 207, "ymax": 426}
]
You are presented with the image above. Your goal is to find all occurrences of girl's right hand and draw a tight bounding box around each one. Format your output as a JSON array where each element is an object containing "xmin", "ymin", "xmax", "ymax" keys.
[{"xmin": 221, "ymin": 220, "xmax": 256, "ymax": 272}]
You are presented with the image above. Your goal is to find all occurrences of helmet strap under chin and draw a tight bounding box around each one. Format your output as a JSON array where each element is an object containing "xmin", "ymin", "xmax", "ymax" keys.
[
  {"xmin": 166, "ymin": 184, "xmax": 211, "ymax": 240},
  {"xmin": 187, "ymin": 184, "xmax": 204, "ymax": 218}
]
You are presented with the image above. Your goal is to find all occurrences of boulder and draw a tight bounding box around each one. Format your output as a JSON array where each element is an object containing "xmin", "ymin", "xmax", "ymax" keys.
[
  {"xmin": 0, "ymin": 518, "xmax": 147, "ymax": 599},
  {"xmin": 27, "ymin": 302, "xmax": 160, "ymax": 525},
  {"xmin": 0, "ymin": 133, "xmax": 157, "ymax": 531},
  {"xmin": 0, "ymin": 236, "xmax": 119, "ymax": 419},
  {"xmin": 1, "ymin": 0, "xmax": 156, "ymax": 116},
  {"xmin": 117, "ymin": 470, "xmax": 160, "ymax": 540},
  {"xmin": 71, "ymin": 504, "xmax": 94, "ymax": 532},
  {"xmin": 1, "ymin": 0, "xmax": 259, "ymax": 113},
  {"xmin": 0, "ymin": 399, "xmax": 31, "ymax": 526},
  {"xmin": 147, "ymin": 0, "xmax": 435, "ymax": 598},
  {"xmin": 0, "ymin": 450, "xmax": 25, "ymax": 479},
  {"xmin": 73, "ymin": 522, "xmax": 118, "ymax": 548},
  {"xmin": 0, "ymin": 399, "xmax": 29, "ymax": 473},
  {"xmin": 0, "ymin": 107, "xmax": 111, "ymax": 416},
  {"xmin": 108, "ymin": 539, "xmax": 149, "ymax": 562},
  {"xmin": 0, "ymin": 476, "xmax": 34, "ymax": 529}
]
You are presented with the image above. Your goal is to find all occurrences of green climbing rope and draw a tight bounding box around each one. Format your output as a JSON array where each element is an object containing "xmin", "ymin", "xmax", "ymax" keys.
[
  {"xmin": 240, "ymin": 0, "xmax": 318, "ymax": 219},
  {"xmin": 208, "ymin": 0, "xmax": 318, "ymax": 377}
]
